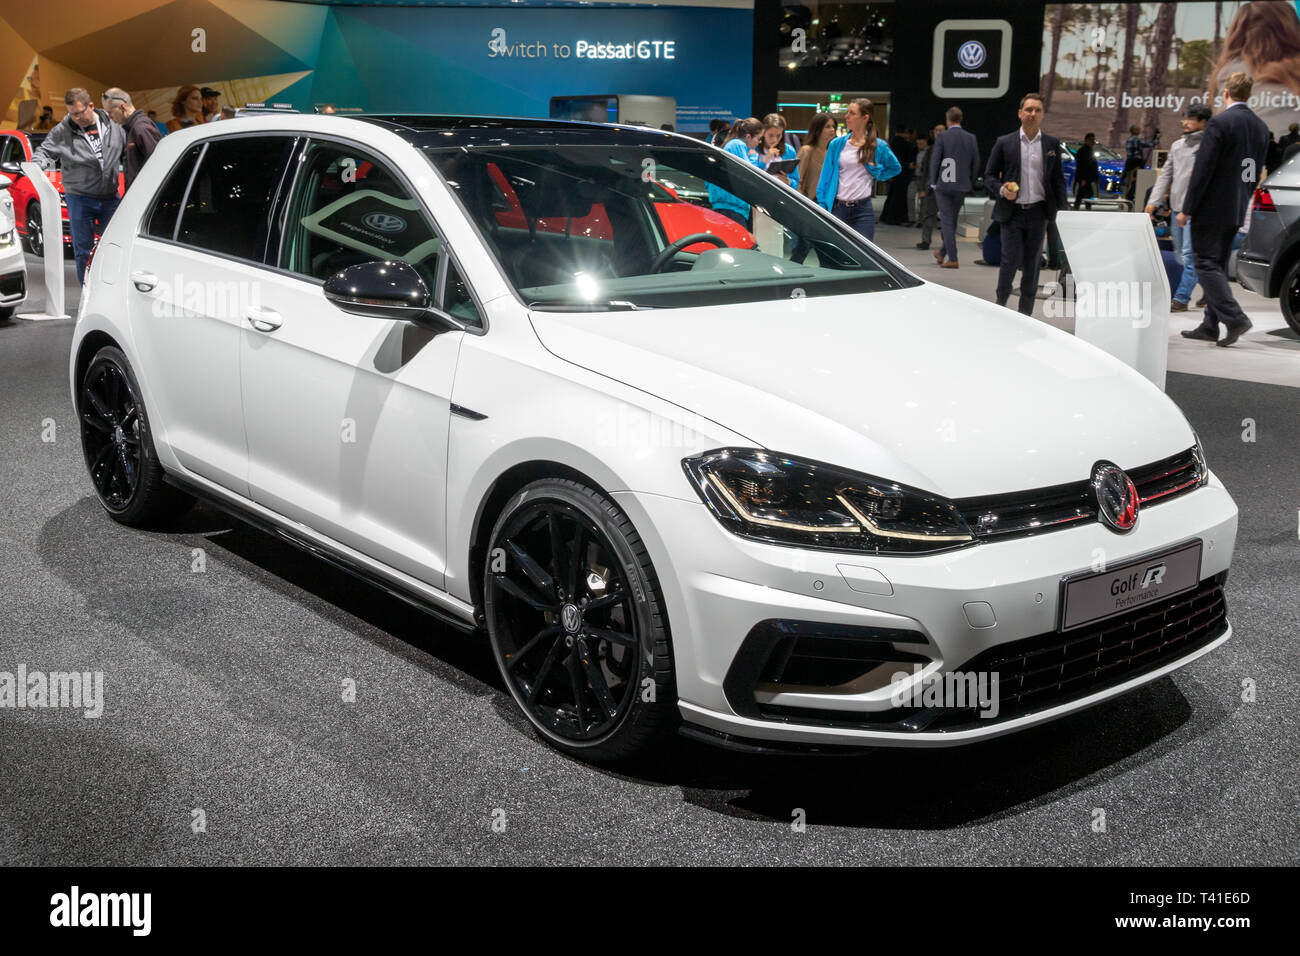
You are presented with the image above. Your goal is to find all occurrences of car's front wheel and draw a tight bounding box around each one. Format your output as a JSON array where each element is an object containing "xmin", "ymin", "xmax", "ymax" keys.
[
  {"xmin": 1281, "ymin": 257, "xmax": 1300, "ymax": 335},
  {"xmin": 483, "ymin": 478, "xmax": 676, "ymax": 762},
  {"xmin": 78, "ymin": 346, "xmax": 193, "ymax": 526}
]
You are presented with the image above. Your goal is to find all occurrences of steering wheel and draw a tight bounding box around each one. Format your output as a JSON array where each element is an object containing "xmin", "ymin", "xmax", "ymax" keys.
[{"xmin": 648, "ymin": 232, "xmax": 728, "ymax": 273}]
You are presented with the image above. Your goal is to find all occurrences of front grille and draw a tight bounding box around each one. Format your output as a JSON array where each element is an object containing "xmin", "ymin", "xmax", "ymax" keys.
[
  {"xmin": 956, "ymin": 448, "xmax": 1202, "ymax": 542},
  {"xmin": 756, "ymin": 573, "xmax": 1229, "ymax": 732}
]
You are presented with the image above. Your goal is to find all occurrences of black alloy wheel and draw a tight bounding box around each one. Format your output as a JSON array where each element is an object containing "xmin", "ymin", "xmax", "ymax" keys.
[
  {"xmin": 484, "ymin": 479, "xmax": 675, "ymax": 761},
  {"xmin": 78, "ymin": 346, "xmax": 193, "ymax": 526},
  {"xmin": 24, "ymin": 205, "xmax": 42, "ymax": 257},
  {"xmin": 80, "ymin": 358, "xmax": 142, "ymax": 513},
  {"xmin": 1282, "ymin": 257, "xmax": 1300, "ymax": 336}
]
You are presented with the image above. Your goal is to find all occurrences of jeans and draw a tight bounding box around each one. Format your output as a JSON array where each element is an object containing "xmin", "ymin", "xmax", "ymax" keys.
[
  {"xmin": 935, "ymin": 189, "xmax": 964, "ymax": 262},
  {"xmin": 64, "ymin": 192, "xmax": 121, "ymax": 285},
  {"xmin": 1170, "ymin": 215, "xmax": 1198, "ymax": 304},
  {"xmin": 832, "ymin": 198, "xmax": 875, "ymax": 241}
]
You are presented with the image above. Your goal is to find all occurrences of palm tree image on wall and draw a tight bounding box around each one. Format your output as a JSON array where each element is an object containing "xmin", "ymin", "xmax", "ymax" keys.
[{"xmin": 1041, "ymin": 1, "xmax": 1300, "ymax": 146}]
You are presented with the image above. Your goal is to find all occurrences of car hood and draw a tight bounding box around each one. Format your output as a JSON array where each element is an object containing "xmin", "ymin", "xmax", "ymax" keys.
[{"xmin": 528, "ymin": 283, "xmax": 1195, "ymax": 499}]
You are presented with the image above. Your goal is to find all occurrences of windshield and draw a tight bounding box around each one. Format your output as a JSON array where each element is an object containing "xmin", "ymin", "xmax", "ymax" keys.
[{"xmin": 422, "ymin": 144, "xmax": 917, "ymax": 310}]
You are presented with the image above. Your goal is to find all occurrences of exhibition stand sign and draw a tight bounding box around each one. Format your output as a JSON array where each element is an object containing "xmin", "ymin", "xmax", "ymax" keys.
[
  {"xmin": 18, "ymin": 161, "xmax": 68, "ymax": 320},
  {"xmin": 1052, "ymin": 210, "xmax": 1170, "ymax": 390}
]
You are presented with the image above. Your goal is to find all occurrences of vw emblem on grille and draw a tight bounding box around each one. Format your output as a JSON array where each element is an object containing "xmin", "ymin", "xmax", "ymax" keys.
[
  {"xmin": 1091, "ymin": 461, "xmax": 1139, "ymax": 533},
  {"xmin": 957, "ymin": 40, "xmax": 987, "ymax": 70},
  {"xmin": 362, "ymin": 212, "xmax": 406, "ymax": 233},
  {"xmin": 560, "ymin": 603, "xmax": 581, "ymax": 633}
]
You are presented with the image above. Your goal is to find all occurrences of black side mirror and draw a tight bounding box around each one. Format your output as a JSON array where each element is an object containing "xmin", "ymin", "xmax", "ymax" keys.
[{"xmin": 323, "ymin": 260, "xmax": 463, "ymax": 333}]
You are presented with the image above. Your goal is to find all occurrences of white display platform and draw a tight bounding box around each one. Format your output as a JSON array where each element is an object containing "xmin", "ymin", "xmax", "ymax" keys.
[
  {"xmin": 17, "ymin": 161, "xmax": 68, "ymax": 320},
  {"xmin": 1053, "ymin": 210, "xmax": 1170, "ymax": 390}
]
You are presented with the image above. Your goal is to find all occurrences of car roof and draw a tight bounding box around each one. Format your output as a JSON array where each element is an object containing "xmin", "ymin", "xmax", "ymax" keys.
[
  {"xmin": 354, "ymin": 114, "xmax": 700, "ymax": 150},
  {"xmin": 154, "ymin": 112, "xmax": 707, "ymax": 156}
]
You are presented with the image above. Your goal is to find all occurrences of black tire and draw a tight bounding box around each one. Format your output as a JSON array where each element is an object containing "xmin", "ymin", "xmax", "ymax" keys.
[
  {"xmin": 0, "ymin": 305, "xmax": 14, "ymax": 322},
  {"xmin": 23, "ymin": 204, "xmax": 42, "ymax": 257},
  {"xmin": 1281, "ymin": 256, "xmax": 1300, "ymax": 336},
  {"xmin": 78, "ymin": 346, "xmax": 193, "ymax": 526},
  {"xmin": 483, "ymin": 478, "xmax": 676, "ymax": 762}
]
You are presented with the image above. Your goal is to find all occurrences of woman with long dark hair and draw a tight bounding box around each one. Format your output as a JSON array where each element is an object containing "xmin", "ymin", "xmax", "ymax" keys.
[
  {"xmin": 758, "ymin": 112, "xmax": 799, "ymax": 189},
  {"xmin": 796, "ymin": 111, "xmax": 835, "ymax": 203},
  {"xmin": 706, "ymin": 117, "xmax": 765, "ymax": 227},
  {"xmin": 814, "ymin": 98, "xmax": 901, "ymax": 241}
]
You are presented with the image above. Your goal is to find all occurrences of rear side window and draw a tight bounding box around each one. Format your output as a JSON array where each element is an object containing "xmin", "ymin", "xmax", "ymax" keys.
[
  {"xmin": 175, "ymin": 136, "xmax": 295, "ymax": 261},
  {"xmin": 145, "ymin": 145, "xmax": 202, "ymax": 241}
]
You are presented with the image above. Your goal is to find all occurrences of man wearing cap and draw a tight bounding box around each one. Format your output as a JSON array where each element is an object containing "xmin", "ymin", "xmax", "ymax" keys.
[
  {"xmin": 201, "ymin": 87, "xmax": 222, "ymax": 122},
  {"xmin": 1145, "ymin": 103, "xmax": 1211, "ymax": 313}
]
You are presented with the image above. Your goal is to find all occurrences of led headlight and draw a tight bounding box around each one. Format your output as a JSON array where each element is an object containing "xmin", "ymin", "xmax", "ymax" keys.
[
  {"xmin": 1191, "ymin": 433, "xmax": 1210, "ymax": 487},
  {"xmin": 682, "ymin": 449, "xmax": 976, "ymax": 554}
]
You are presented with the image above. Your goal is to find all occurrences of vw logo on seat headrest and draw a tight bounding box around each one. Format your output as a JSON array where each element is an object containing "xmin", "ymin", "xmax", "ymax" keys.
[
  {"xmin": 1091, "ymin": 461, "xmax": 1139, "ymax": 533},
  {"xmin": 362, "ymin": 212, "xmax": 407, "ymax": 233}
]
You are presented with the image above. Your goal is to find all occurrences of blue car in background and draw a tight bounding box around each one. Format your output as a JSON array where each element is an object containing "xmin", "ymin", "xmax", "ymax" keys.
[{"xmin": 1061, "ymin": 140, "xmax": 1125, "ymax": 198}]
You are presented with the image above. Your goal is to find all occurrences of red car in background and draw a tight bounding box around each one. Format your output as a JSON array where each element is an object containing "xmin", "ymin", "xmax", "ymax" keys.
[
  {"xmin": 486, "ymin": 161, "xmax": 756, "ymax": 254},
  {"xmin": 0, "ymin": 129, "xmax": 125, "ymax": 257}
]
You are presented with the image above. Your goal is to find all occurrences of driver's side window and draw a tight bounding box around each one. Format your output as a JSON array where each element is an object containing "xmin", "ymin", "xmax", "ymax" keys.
[{"xmin": 279, "ymin": 140, "xmax": 443, "ymax": 289}]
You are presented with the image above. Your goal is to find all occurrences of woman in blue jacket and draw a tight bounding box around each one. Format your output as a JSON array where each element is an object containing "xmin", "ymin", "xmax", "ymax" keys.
[
  {"xmin": 707, "ymin": 117, "xmax": 765, "ymax": 227},
  {"xmin": 758, "ymin": 112, "xmax": 799, "ymax": 190},
  {"xmin": 815, "ymin": 98, "xmax": 901, "ymax": 241}
]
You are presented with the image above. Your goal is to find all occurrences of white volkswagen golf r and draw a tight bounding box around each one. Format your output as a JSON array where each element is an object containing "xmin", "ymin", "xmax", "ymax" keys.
[{"xmin": 71, "ymin": 114, "xmax": 1238, "ymax": 761}]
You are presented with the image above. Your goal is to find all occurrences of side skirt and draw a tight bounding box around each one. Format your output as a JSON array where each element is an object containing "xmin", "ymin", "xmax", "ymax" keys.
[{"xmin": 163, "ymin": 471, "xmax": 480, "ymax": 635}]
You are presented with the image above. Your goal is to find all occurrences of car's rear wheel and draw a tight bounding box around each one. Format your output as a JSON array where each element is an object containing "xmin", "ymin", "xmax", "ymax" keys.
[
  {"xmin": 23, "ymin": 205, "xmax": 43, "ymax": 257},
  {"xmin": 1281, "ymin": 257, "xmax": 1300, "ymax": 335},
  {"xmin": 0, "ymin": 305, "xmax": 14, "ymax": 322},
  {"xmin": 78, "ymin": 346, "xmax": 193, "ymax": 526},
  {"xmin": 483, "ymin": 478, "xmax": 676, "ymax": 762}
]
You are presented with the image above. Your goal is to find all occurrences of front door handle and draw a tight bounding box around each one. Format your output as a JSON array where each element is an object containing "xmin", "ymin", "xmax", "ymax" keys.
[
  {"xmin": 130, "ymin": 271, "xmax": 158, "ymax": 292},
  {"xmin": 244, "ymin": 305, "xmax": 283, "ymax": 333}
]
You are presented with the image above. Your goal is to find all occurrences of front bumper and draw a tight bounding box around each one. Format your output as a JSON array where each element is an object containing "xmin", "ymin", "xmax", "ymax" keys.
[
  {"xmin": 0, "ymin": 245, "xmax": 26, "ymax": 307},
  {"xmin": 615, "ymin": 473, "xmax": 1238, "ymax": 748}
]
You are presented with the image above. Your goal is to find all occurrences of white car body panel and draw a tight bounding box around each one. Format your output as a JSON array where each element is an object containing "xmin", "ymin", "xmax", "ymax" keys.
[
  {"xmin": 0, "ymin": 194, "xmax": 25, "ymax": 311},
  {"xmin": 529, "ymin": 285, "xmax": 1194, "ymax": 499}
]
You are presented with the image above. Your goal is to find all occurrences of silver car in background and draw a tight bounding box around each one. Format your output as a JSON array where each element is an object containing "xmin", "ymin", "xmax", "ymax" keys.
[{"xmin": 1237, "ymin": 152, "xmax": 1300, "ymax": 334}]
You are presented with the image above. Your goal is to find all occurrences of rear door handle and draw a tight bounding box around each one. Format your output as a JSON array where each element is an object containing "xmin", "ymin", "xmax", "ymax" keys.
[
  {"xmin": 244, "ymin": 305, "xmax": 283, "ymax": 333},
  {"xmin": 130, "ymin": 271, "xmax": 158, "ymax": 292}
]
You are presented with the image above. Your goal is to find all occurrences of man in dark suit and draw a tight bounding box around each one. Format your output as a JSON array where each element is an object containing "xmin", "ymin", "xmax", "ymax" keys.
[
  {"xmin": 1072, "ymin": 132, "xmax": 1100, "ymax": 209},
  {"xmin": 928, "ymin": 106, "xmax": 979, "ymax": 268},
  {"xmin": 983, "ymin": 92, "xmax": 1070, "ymax": 314},
  {"xmin": 1180, "ymin": 71, "xmax": 1271, "ymax": 347}
]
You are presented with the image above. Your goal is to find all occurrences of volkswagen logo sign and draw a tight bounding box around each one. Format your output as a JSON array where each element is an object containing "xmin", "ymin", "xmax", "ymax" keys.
[
  {"xmin": 362, "ymin": 212, "xmax": 406, "ymax": 234},
  {"xmin": 560, "ymin": 603, "xmax": 581, "ymax": 633},
  {"xmin": 957, "ymin": 40, "xmax": 987, "ymax": 70},
  {"xmin": 1091, "ymin": 461, "xmax": 1139, "ymax": 533}
]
